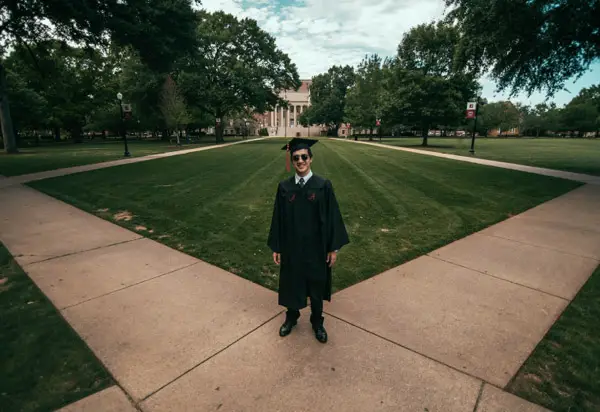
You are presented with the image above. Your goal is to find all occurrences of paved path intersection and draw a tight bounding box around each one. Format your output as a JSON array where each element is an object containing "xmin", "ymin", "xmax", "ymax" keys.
[{"xmin": 1, "ymin": 138, "xmax": 599, "ymax": 411}]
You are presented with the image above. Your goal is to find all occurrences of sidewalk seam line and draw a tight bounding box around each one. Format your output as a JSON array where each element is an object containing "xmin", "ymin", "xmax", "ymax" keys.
[
  {"xmin": 476, "ymin": 232, "xmax": 600, "ymax": 262},
  {"xmin": 22, "ymin": 237, "xmax": 144, "ymax": 267},
  {"xmin": 427, "ymin": 255, "xmax": 571, "ymax": 302},
  {"xmin": 472, "ymin": 382, "xmax": 485, "ymax": 412},
  {"xmin": 139, "ymin": 310, "xmax": 285, "ymax": 403},
  {"xmin": 60, "ymin": 260, "xmax": 203, "ymax": 310},
  {"xmin": 323, "ymin": 311, "xmax": 490, "ymax": 385}
]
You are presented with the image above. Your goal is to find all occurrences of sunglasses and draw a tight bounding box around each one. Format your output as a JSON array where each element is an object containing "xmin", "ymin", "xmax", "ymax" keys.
[{"xmin": 293, "ymin": 154, "xmax": 309, "ymax": 162}]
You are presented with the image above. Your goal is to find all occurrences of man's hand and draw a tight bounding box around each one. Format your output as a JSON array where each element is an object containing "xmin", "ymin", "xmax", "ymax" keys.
[
  {"xmin": 273, "ymin": 252, "xmax": 281, "ymax": 265},
  {"xmin": 326, "ymin": 251, "xmax": 337, "ymax": 267}
]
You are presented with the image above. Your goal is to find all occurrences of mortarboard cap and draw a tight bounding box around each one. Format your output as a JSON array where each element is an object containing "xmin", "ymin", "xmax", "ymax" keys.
[{"xmin": 281, "ymin": 138, "xmax": 318, "ymax": 172}]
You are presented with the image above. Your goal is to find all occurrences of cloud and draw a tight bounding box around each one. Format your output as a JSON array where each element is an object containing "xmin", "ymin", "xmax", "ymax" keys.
[
  {"xmin": 199, "ymin": 0, "xmax": 445, "ymax": 77},
  {"xmin": 197, "ymin": 0, "xmax": 597, "ymax": 105}
]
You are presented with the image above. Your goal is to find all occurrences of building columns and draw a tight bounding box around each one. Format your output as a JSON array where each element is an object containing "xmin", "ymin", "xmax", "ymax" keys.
[
  {"xmin": 292, "ymin": 105, "xmax": 298, "ymax": 127},
  {"xmin": 280, "ymin": 106, "xmax": 283, "ymax": 128}
]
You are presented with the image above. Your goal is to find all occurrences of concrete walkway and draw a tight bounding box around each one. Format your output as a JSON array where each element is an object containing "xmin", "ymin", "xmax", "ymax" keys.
[
  {"xmin": 337, "ymin": 138, "xmax": 600, "ymax": 185},
  {"xmin": 0, "ymin": 137, "xmax": 269, "ymax": 189},
  {"xmin": 2, "ymin": 138, "xmax": 599, "ymax": 411},
  {"xmin": 2, "ymin": 180, "xmax": 598, "ymax": 410}
]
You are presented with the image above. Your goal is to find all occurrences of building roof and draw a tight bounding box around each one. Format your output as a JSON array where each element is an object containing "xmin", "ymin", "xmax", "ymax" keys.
[{"xmin": 297, "ymin": 80, "xmax": 311, "ymax": 93}]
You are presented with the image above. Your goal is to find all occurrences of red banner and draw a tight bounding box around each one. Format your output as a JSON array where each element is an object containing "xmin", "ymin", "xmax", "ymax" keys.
[{"xmin": 465, "ymin": 109, "xmax": 476, "ymax": 119}]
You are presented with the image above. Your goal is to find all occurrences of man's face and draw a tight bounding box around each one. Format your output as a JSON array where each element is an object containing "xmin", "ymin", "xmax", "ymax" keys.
[{"xmin": 292, "ymin": 148, "xmax": 312, "ymax": 175}]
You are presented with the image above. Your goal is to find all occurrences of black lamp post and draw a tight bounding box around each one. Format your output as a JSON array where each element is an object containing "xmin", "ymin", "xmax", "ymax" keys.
[
  {"xmin": 117, "ymin": 92, "xmax": 131, "ymax": 157},
  {"xmin": 469, "ymin": 96, "xmax": 481, "ymax": 154}
]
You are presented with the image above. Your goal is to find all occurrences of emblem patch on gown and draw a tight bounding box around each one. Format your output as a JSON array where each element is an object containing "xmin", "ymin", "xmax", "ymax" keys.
[
  {"xmin": 308, "ymin": 193, "xmax": 316, "ymax": 201},
  {"xmin": 289, "ymin": 193, "xmax": 296, "ymax": 202}
]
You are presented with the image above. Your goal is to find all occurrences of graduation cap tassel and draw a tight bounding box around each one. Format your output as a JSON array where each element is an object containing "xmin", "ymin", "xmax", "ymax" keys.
[{"xmin": 285, "ymin": 143, "xmax": 291, "ymax": 172}]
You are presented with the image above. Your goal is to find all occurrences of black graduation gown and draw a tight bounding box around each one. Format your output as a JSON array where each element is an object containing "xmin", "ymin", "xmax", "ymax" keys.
[{"xmin": 267, "ymin": 174, "xmax": 349, "ymax": 309}]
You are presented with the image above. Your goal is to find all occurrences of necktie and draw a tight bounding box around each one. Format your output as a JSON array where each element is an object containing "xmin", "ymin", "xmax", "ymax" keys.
[{"xmin": 298, "ymin": 177, "xmax": 305, "ymax": 188}]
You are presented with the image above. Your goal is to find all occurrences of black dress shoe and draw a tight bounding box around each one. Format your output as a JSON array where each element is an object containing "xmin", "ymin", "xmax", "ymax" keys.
[
  {"xmin": 279, "ymin": 321, "xmax": 296, "ymax": 337},
  {"xmin": 313, "ymin": 324, "xmax": 328, "ymax": 343}
]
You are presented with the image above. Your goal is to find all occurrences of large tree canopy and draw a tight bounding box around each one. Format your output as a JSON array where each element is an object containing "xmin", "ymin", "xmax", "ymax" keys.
[
  {"xmin": 383, "ymin": 21, "xmax": 479, "ymax": 145},
  {"xmin": 5, "ymin": 41, "xmax": 113, "ymax": 142},
  {"xmin": 344, "ymin": 54, "xmax": 389, "ymax": 136},
  {"xmin": 0, "ymin": 0, "xmax": 199, "ymax": 71},
  {"xmin": 300, "ymin": 65, "xmax": 355, "ymax": 135},
  {"xmin": 397, "ymin": 20, "xmax": 464, "ymax": 78},
  {"xmin": 1, "ymin": 0, "xmax": 199, "ymax": 152},
  {"xmin": 445, "ymin": 0, "xmax": 600, "ymax": 97},
  {"xmin": 178, "ymin": 10, "xmax": 300, "ymax": 143}
]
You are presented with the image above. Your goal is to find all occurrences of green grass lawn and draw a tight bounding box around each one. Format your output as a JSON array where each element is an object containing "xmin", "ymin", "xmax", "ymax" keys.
[
  {"xmin": 372, "ymin": 137, "xmax": 600, "ymax": 176},
  {"xmin": 0, "ymin": 243, "xmax": 112, "ymax": 412},
  {"xmin": 508, "ymin": 265, "xmax": 600, "ymax": 412},
  {"xmin": 0, "ymin": 137, "xmax": 244, "ymax": 177},
  {"xmin": 28, "ymin": 138, "xmax": 580, "ymax": 293}
]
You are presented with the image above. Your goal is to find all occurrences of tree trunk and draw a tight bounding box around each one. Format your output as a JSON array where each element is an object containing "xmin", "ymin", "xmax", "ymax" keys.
[
  {"xmin": 215, "ymin": 111, "xmax": 225, "ymax": 144},
  {"xmin": 421, "ymin": 125, "xmax": 429, "ymax": 146},
  {"xmin": 72, "ymin": 127, "xmax": 83, "ymax": 143},
  {"xmin": 0, "ymin": 62, "xmax": 18, "ymax": 153},
  {"xmin": 161, "ymin": 129, "xmax": 168, "ymax": 140},
  {"xmin": 54, "ymin": 127, "xmax": 61, "ymax": 141},
  {"xmin": 536, "ymin": 128, "xmax": 540, "ymax": 138}
]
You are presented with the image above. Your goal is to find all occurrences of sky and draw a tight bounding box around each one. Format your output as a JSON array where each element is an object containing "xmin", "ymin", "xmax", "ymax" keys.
[{"xmin": 197, "ymin": 0, "xmax": 599, "ymax": 107}]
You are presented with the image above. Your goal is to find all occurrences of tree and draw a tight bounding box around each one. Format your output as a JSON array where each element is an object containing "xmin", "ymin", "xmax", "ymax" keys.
[
  {"xmin": 566, "ymin": 83, "xmax": 600, "ymax": 136},
  {"xmin": 520, "ymin": 103, "xmax": 564, "ymax": 137},
  {"xmin": 4, "ymin": 68, "xmax": 48, "ymax": 139},
  {"xmin": 521, "ymin": 104, "xmax": 544, "ymax": 137},
  {"xmin": 304, "ymin": 65, "xmax": 355, "ymax": 135},
  {"xmin": 479, "ymin": 101, "xmax": 520, "ymax": 136},
  {"xmin": 561, "ymin": 102, "xmax": 599, "ymax": 137},
  {"xmin": 178, "ymin": 11, "xmax": 300, "ymax": 143},
  {"xmin": 445, "ymin": 0, "xmax": 600, "ymax": 98},
  {"xmin": 159, "ymin": 76, "xmax": 190, "ymax": 144},
  {"xmin": 397, "ymin": 21, "xmax": 464, "ymax": 78},
  {"xmin": 5, "ymin": 41, "xmax": 113, "ymax": 143},
  {"xmin": 1, "ymin": 0, "xmax": 199, "ymax": 152},
  {"xmin": 344, "ymin": 54, "xmax": 389, "ymax": 139},
  {"xmin": 383, "ymin": 68, "xmax": 476, "ymax": 145},
  {"xmin": 383, "ymin": 22, "xmax": 478, "ymax": 146}
]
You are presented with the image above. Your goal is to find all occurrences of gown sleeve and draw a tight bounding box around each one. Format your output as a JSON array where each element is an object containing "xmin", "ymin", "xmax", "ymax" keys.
[
  {"xmin": 325, "ymin": 180, "xmax": 349, "ymax": 253},
  {"xmin": 267, "ymin": 183, "xmax": 282, "ymax": 253}
]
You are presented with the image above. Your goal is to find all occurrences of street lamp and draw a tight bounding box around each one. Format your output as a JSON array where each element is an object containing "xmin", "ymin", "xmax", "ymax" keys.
[
  {"xmin": 244, "ymin": 119, "xmax": 249, "ymax": 139},
  {"xmin": 116, "ymin": 92, "xmax": 131, "ymax": 157},
  {"xmin": 469, "ymin": 96, "xmax": 481, "ymax": 154}
]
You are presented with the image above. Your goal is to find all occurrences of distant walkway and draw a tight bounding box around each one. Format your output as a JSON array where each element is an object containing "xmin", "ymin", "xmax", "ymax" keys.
[
  {"xmin": 338, "ymin": 138, "xmax": 600, "ymax": 185},
  {"xmin": 0, "ymin": 137, "xmax": 269, "ymax": 188}
]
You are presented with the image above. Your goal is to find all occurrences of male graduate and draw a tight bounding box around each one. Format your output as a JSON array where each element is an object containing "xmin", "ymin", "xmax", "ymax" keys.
[{"xmin": 267, "ymin": 138, "xmax": 349, "ymax": 343}]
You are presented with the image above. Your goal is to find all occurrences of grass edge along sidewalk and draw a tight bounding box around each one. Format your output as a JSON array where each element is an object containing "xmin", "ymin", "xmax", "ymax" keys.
[
  {"xmin": 368, "ymin": 137, "xmax": 600, "ymax": 177},
  {"xmin": 507, "ymin": 264, "xmax": 600, "ymax": 412},
  {"xmin": 0, "ymin": 137, "xmax": 247, "ymax": 177},
  {"xmin": 27, "ymin": 138, "xmax": 582, "ymax": 294},
  {"xmin": 0, "ymin": 242, "xmax": 113, "ymax": 412}
]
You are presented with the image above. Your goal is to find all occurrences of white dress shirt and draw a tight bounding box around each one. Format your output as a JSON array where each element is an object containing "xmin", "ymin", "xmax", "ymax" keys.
[{"xmin": 295, "ymin": 169, "xmax": 313, "ymax": 185}]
